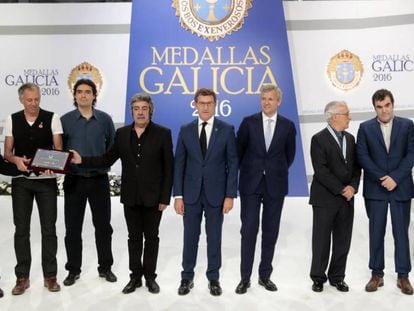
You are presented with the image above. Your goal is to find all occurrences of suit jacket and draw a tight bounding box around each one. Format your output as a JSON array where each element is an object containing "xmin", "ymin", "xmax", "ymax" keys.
[
  {"xmin": 309, "ymin": 128, "xmax": 361, "ymax": 207},
  {"xmin": 173, "ymin": 118, "xmax": 238, "ymax": 207},
  {"xmin": 237, "ymin": 112, "xmax": 296, "ymax": 198},
  {"xmin": 357, "ymin": 116, "xmax": 414, "ymax": 201},
  {"xmin": 0, "ymin": 154, "xmax": 20, "ymax": 176},
  {"xmin": 82, "ymin": 122, "xmax": 174, "ymax": 207}
]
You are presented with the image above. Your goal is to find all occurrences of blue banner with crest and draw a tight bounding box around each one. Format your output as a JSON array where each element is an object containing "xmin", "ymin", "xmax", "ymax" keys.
[{"xmin": 126, "ymin": 0, "xmax": 308, "ymax": 196}]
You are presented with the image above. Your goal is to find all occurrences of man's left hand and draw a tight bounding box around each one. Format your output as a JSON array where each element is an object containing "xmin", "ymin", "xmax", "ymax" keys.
[{"xmin": 222, "ymin": 197, "xmax": 234, "ymax": 214}]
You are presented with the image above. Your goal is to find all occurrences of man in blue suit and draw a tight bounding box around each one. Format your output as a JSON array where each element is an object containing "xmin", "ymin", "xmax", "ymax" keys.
[
  {"xmin": 235, "ymin": 84, "xmax": 296, "ymax": 294},
  {"xmin": 174, "ymin": 88, "xmax": 238, "ymax": 296},
  {"xmin": 357, "ymin": 89, "xmax": 414, "ymax": 295}
]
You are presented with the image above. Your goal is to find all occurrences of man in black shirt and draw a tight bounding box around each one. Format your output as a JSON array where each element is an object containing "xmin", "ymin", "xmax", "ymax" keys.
[{"xmin": 71, "ymin": 93, "xmax": 174, "ymax": 294}]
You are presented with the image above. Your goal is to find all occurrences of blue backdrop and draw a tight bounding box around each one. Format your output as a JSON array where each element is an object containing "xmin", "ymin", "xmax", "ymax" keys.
[{"xmin": 126, "ymin": 0, "xmax": 308, "ymax": 196}]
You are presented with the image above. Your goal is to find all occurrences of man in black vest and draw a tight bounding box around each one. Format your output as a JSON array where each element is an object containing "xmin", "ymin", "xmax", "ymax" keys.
[{"xmin": 4, "ymin": 83, "xmax": 63, "ymax": 295}]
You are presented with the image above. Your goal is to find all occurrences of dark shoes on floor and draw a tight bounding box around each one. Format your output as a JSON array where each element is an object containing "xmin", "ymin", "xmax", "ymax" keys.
[
  {"xmin": 258, "ymin": 278, "xmax": 278, "ymax": 291},
  {"xmin": 208, "ymin": 280, "xmax": 222, "ymax": 296},
  {"xmin": 312, "ymin": 281, "xmax": 324, "ymax": 292},
  {"xmin": 178, "ymin": 279, "xmax": 194, "ymax": 295},
  {"xmin": 235, "ymin": 280, "xmax": 251, "ymax": 294},
  {"xmin": 12, "ymin": 277, "xmax": 30, "ymax": 295},
  {"xmin": 0, "ymin": 287, "xmax": 3, "ymax": 298},
  {"xmin": 365, "ymin": 275, "xmax": 384, "ymax": 292},
  {"xmin": 99, "ymin": 270, "xmax": 117, "ymax": 283},
  {"xmin": 63, "ymin": 273, "xmax": 80, "ymax": 286},
  {"xmin": 145, "ymin": 279, "xmax": 160, "ymax": 294},
  {"xmin": 122, "ymin": 278, "xmax": 143, "ymax": 294},
  {"xmin": 330, "ymin": 280, "xmax": 349, "ymax": 292},
  {"xmin": 397, "ymin": 277, "xmax": 413, "ymax": 295}
]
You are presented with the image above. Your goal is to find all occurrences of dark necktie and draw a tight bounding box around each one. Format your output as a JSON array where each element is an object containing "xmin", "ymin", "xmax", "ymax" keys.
[
  {"xmin": 200, "ymin": 121, "xmax": 207, "ymax": 157},
  {"xmin": 336, "ymin": 132, "xmax": 344, "ymax": 151}
]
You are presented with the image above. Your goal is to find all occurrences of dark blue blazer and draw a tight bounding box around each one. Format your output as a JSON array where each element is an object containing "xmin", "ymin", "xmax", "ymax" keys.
[
  {"xmin": 237, "ymin": 112, "xmax": 296, "ymax": 198},
  {"xmin": 173, "ymin": 118, "xmax": 238, "ymax": 207},
  {"xmin": 357, "ymin": 116, "xmax": 414, "ymax": 201}
]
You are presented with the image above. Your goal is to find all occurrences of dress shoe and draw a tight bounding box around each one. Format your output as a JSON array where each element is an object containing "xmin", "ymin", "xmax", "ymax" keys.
[
  {"xmin": 12, "ymin": 277, "xmax": 30, "ymax": 295},
  {"xmin": 235, "ymin": 280, "xmax": 250, "ymax": 294},
  {"xmin": 122, "ymin": 278, "xmax": 142, "ymax": 294},
  {"xmin": 208, "ymin": 280, "xmax": 222, "ymax": 296},
  {"xmin": 330, "ymin": 280, "xmax": 349, "ymax": 292},
  {"xmin": 44, "ymin": 277, "xmax": 61, "ymax": 292},
  {"xmin": 259, "ymin": 278, "xmax": 278, "ymax": 291},
  {"xmin": 63, "ymin": 273, "xmax": 80, "ymax": 286},
  {"xmin": 0, "ymin": 287, "xmax": 4, "ymax": 298},
  {"xmin": 99, "ymin": 270, "xmax": 117, "ymax": 283},
  {"xmin": 397, "ymin": 277, "xmax": 413, "ymax": 295},
  {"xmin": 365, "ymin": 275, "xmax": 384, "ymax": 292},
  {"xmin": 178, "ymin": 279, "xmax": 193, "ymax": 295},
  {"xmin": 312, "ymin": 281, "xmax": 324, "ymax": 292},
  {"xmin": 146, "ymin": 279, "xmax": 160, "ymax": 294}
]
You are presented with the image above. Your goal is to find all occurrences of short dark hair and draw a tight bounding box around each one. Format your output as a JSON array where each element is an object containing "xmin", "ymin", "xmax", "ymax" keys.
[
  {"xmin": 194, "ymin": 88, "xmax": 217, "ymax": 103},
  {"xmin": 372, "ymin": 89, "xmax": 394, "ymax": 107},
  {"xmin": 73, "ymin": 79, "xmax": 97, "ymax": 107}
]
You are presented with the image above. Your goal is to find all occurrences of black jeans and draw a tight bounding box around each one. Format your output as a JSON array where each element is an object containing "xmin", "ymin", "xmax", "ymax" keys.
[
  {"xmin": 12, "ymin": 177, "xmax": 58, "ymax": 278},
  {"xmin": 63, "ymin": 174, "xmax": 113, "ymax": 274},
  {"xmin": 124, "ymin": 204, "xmax": 162, "ymax": 280}
]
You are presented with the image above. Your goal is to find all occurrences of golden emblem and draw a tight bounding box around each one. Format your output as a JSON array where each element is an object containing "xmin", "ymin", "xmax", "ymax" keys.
[
  {"xmin": 327, "ymin": 50, "xmax": 364, "ymax": 91},
  {"xmin": 172, "ymin": 0, "xmax": 253, "ymax": 41},
  {"xmin": 67, "ymin": 62, "xmax": 103, "ymax": 94}
]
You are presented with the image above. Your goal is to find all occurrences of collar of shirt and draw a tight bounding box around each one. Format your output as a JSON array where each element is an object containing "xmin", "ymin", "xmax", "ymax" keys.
[
  {"xmin": 326, "ymin": 125, "xmax": 347, "ymax": 158},
  {"xmin": 262, "ymin": 112, "xmax": 277, "ymax": 124},
  {"xmin": 377, "ymin": 118, "xmax": 393, "ymax": 128},
  {"xmin": 131, "ymin": 121, "xmax": 152, "ymax": 135},
  {"xmin": 262, "ymin": 112, "xmax": 277, "ymax": 136},
  {"xmin": 198, "ymin": 116, "xmax": 214, "ymax": 145},
  {"xmin": 74, "ymin": 108, "xmax": 98, "ymax": 120}
]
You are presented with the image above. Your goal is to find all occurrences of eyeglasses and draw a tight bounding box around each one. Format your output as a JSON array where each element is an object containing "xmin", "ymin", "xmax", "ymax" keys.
[{"xmin": 335, "ymin": 112, "xmax": 350, "ymax": 116}]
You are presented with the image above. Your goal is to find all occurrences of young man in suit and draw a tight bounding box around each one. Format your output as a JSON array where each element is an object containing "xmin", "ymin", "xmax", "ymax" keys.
[
  {"xmin": 174, "ymin": 88, "xmax": 238, "ymax": 296},
  {"xmin": 235, "ymin": 84, "xmax": 296, "ymax": 294},
  {"xmin": 309, "ymin": 101, "xmax": 360, "ymax": 292},
  {"xmin": 71, "ymin": 93, "xmax": 174, "ymax": 294},
  {"xmin": 357, "ymin": 89, "xmax": 414, "ymax": 295}
]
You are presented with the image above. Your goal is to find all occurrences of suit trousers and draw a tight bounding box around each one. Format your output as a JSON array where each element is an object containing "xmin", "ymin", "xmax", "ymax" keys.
[
  {"xmin": 11, "ymin": 177, "xmax": 58, "ymax": 278},
  {"xmin": 124, "ymin": 204, "xmax": 162, "ymax": 280},
  {"xmin": 181, "ymin": 190, "xmax": 224, "ymax": 281},
  {"xmin": 310, "ymin": 203, "xmax": 354, "ymax": 283},
  {"xmin": 63, "ymin": 174, "xmax": 113, "ymax": 274},
  {"xmin": 240, "ymin": 176, "xmax": 284, "ymax": 281},
  {"xmin": 365, "ymin": 199, "xmax": 411, "ymax": 277}
]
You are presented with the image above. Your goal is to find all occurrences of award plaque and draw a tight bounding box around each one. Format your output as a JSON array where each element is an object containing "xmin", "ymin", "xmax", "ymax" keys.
[{"xmin": 28, "ymin": 149, "xmax": 73, "ymax": 174}]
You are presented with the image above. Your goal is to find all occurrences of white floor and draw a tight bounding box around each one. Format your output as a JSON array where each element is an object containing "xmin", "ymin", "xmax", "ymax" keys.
[{"xmin": 0, "ymin": 195, "xmax": 413, "ymax": 311}]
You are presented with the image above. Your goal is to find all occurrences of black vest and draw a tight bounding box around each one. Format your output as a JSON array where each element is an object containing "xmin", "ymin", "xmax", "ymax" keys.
[{"xmin": 11, "ymin": 109, "xmax": 54, "ymax": 158}]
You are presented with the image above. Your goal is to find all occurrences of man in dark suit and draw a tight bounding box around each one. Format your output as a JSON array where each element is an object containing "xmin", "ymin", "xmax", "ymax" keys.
[
  {"xmin": 71, "ymin": 93, "xmax": 174, "ymax": 294},
  {"xmin": 0, "ymin": 153, "xmax": 21, "ymax": 298},
  {"xmin": 235, "ymin": 84, "xmax": 296, "ymax": 294},
  {"xmin": 357, "ymin": 89, "xmax": 414, "ymax": 295},
  {"xmin": 174, "ymin": 88, "xmax": 238, "ymax": 296},
  {"xmin": 309, "ymin": 101, "xmax": 360, "ymax": 293}
]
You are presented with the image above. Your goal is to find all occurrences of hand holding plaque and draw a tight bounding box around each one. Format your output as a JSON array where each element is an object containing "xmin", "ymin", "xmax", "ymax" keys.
[{"xmin": 28, "ymin": 149, "xmax": 73, "ymax": 174}]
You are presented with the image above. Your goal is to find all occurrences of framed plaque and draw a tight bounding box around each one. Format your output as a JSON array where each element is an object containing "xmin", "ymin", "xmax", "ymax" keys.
[{"xmin": 28, "ymin": 149, "xmax": 73, "ymax": 174}]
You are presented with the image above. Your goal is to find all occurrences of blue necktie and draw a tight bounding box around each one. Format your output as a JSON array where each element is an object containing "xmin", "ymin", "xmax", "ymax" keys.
[{"xmin": 265, "ymin": 119, "xmax": 273, "ymax": 151}]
